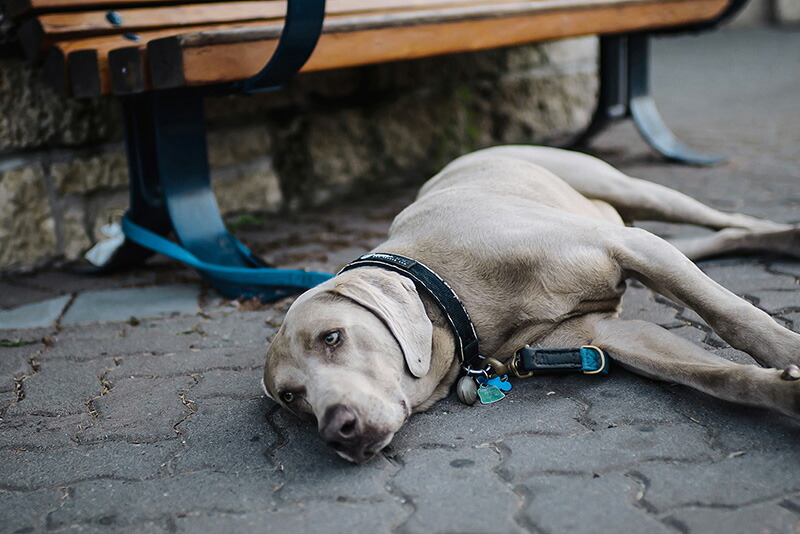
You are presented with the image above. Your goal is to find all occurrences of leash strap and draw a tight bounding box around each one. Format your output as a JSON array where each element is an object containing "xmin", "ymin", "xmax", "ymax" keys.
[
  {"xmin": 510, "ymin": 345, "xmax": 608, "ymax": 377},
  {"xmin": 122, "ymin": 215, "xmax": 334, "ymax": 290},
  {"xmin": 339, "ymin": 253, "xmax": 482, "ymax": 368}
]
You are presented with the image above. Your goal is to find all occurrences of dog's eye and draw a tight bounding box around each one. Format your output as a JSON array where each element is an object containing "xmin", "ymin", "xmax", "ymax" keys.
[
  {"xmin": 323, "ymin": 331, "xmax": 341, "ymax": 346},
  {"xmin": 280, "ymin": 391, "xmax": 295, "ymax": 404}
]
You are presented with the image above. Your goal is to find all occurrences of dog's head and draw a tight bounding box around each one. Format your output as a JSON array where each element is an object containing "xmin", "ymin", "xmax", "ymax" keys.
[{"xmin": 263, "ymin": 269, "xmax": 436, "ymax": 463}]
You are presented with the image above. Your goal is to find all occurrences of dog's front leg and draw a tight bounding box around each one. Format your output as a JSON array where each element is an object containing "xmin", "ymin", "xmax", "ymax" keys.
[
  {"xmin": 586, "ymin": 316, "xmax": 800, "ymax": 418},
  {"xmin": 612, "ymin": 227, "xmax": 800, "ymax": 369}
]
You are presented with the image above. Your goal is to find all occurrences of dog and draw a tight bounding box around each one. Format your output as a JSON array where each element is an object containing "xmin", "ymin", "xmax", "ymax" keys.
[{"xmin": 263, "ymin": 146, "xmax": 800, "ymax": 463}]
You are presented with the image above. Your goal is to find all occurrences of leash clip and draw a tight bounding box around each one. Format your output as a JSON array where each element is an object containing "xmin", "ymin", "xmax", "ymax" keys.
[
  {"xmin": 482, "ymin": 357, "xmax": 509, "ymax": 378},
  {"xmin": 509, "ymin": 347, "xmax": 534, "ymax": 379}
]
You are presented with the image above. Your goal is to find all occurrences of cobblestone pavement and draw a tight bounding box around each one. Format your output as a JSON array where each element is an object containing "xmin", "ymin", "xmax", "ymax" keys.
[{"xmin": 1, "ymin": 27, "xmax": 800, "ymax": 533}]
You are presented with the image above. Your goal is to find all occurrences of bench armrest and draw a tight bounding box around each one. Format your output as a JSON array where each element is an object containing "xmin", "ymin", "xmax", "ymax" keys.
[{"xmin": 237, "ymin": 0, "xmax": 324, "ymax": 93}]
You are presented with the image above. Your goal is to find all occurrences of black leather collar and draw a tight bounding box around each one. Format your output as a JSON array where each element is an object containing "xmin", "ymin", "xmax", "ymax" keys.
[{"xmin": 339, "ymin": 253, "xmax": 482, "ymax": 369}]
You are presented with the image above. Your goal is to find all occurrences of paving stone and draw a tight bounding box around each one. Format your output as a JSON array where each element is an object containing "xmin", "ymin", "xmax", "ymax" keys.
[
  {"xmin": 662, "ymin": 390, "xmax": 800, "ymax": 453},
  {"xmin": 667, "ymin": 324, "xmax": 709, "ymax": 347},
  {"xmin": 193, "ymin": 312, "xmax": 277, "ymax": 350},
  {"xmin": 5, "ymin": 358, "xmax": 116, "ymax": 417},
  {"xmin": 700, "ymin": 261, "xmax": 799, "ymax": 292},
  {"xmin": 635, "ymin": 449, "xmax": 800, "ymax": 511},
  {"xmin": 48, "ymin": 470, "xmax": 280, "ymax": 528},
  {"xmin": 46, "ymin": 317, "xmax": 204, "ymax": 361},
  {"xmin": 674, "ymin": 307, "xmax": 707, "ymax": 329},
  {"xmin": 6, "ymin": 270, "xmax": 157, "ymax": 297},
  {"xmin": 269, "ymin": 408, "xmax": 399, "ymax": 502},
  {"xmin": 50, "ymin": 520, "xmax": 170, "ymax": 534},
  {"xmin": 663, "ymin": 500, "xmax": 800, "ymax": 533},
  {"xmin": 189, "ymin": 368, "xmax": 264, "ymax": 399},
  {"xmin": 0, "ymin": 295, "xmax": 71, "ymax": 329},
  {"xmin": 778, "ymin": 312, "xmax": 800, "ymax": 334},
  {"xmin": 769, "ymin": 261, "xmax": 800, "ymax": 279},
  {"xmin": 0, "ymin": 340, "xmax": 41, "ymax": 392},
  {"xmin": 391, "ymin": 446, "xmax": 526, "ymax": 534},
  {"xmin": 172, "ymin": 397, "xmax": 277, "ymax": 473},
  {"xmin": 173, "ymin": 500, "xmax": 406, "ymax": 534},
  {"xmin": 0, "ymin": 327, "xmax": 54, "ymax": 344},
  {"xmin": 750, "ymin": 290, "xmax": 800, "ymax": 314},
  {"xmin": 0, "ymin": 413, "xmax": 94, "ymax": 450},
  {"xmin": 0, "ymin": 280, "xmax": 57, "ymax": 308},
  {"xmin": 619, "ymin": 285, "xmax": 683, "ymax": 328},
  {"xmin": 108, "ymin": 348, "xmax": 263, "ymax": 381},
  {"xmin": 563, "ymin": 368, "xmax": 687, "ymax": 429},
  {"xmin": 391, "ymin": 391, "xmax": 587, "ymax": 452},
  {"xmin": 0, "ymin": 487, "xmax": 65, "ymax": 533},
  {"xmin": 0, "ymin": 390, "xmax": 16, "ymax": 414},
  {"xmin": 62, "ymin": 285, "xmax": 201, "ymax": 325},
  {"xmin": 520, "ymin": 473, "xmax": 671, "ymax": 533},
  {"xmin": 77, "ymin": 376, "xmax": 196, "ymax": 444},
  {"xmin": 0, "ymin": 440, "xmax": 179, "ymax": 490},
  {"xmin": 501, "ymin": 423, "xmax": 717, "ymax": 477}
]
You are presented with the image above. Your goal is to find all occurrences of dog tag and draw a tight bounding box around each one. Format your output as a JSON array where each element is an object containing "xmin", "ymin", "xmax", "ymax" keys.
[
  {"xmin": 477, "ymin": 384, "xmax": 505, "ymax": 404},
  {"xmin": 487, "ymin": 376, "xmax": 512, "ymax": 392},
  {"xmin": 456, "ymin": 376, "xmax": 479, "ymax": 405},
  {"xmin": 477, "ymin": 375, "xmax": 512, "ymax": 392}
]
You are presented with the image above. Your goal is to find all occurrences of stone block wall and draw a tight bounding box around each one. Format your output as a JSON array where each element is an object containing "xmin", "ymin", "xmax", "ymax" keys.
[{"xmin": 0, "ymin": 37, "xmax": 598, "ymax": 273}]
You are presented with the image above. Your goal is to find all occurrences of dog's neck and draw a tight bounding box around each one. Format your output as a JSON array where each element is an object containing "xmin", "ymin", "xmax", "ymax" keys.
[{"xmin": 407, "ymin": 292, "xmax": 461, "ymax": 412}]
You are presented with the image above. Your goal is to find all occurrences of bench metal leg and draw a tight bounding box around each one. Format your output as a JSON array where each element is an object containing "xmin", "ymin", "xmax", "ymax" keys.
[
  {"xmin": 80, "ymin": 94, "xmax": 171, "ymax": 274},
  {"xmin": 91, "ymin": 90, "xmax": 313, "ymax": 302},
  {"xmin": 578, "ymin": 34, "xmax": 724, "ymax": 166}
]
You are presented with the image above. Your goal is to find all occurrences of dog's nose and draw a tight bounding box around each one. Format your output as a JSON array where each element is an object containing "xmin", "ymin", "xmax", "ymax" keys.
[
  {"xmin": 320, "ymin": 404, "xmax": 373, "ymax": 463},
  {"xmin": 321, "ymin": 404, "xmax": 358, "ymax": 442}
]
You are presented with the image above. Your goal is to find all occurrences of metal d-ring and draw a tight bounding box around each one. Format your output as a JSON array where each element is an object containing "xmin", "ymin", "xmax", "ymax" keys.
[
  {"xmin": 581, "ymin": 345, "xmax": 607, "ymax": 375},
  {"xmin": 462, "ymin": 366, "xmax": 489, "ymax": 380}
]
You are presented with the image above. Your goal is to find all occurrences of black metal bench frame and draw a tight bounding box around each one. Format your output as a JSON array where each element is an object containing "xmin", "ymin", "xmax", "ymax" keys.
[{"xmin": 86, "ymin": 0, "xmax": 747, "ymax": 301}]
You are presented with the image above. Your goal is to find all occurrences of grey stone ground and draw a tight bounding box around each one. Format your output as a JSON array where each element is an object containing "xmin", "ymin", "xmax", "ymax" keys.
[{"xmin": 1, "ymin": 27, "xmax": 800, "ymax": 533}]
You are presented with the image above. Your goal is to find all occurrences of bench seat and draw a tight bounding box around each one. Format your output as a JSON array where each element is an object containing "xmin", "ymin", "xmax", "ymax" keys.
[{"xmin": 9, "ymin": 0, "xmax": 734, "ymax": 98}]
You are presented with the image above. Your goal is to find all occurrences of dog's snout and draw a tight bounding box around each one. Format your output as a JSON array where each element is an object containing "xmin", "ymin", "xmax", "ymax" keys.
[{"xmin": 320, "ymin": 404, "xmax": 379, "ymax": 463}]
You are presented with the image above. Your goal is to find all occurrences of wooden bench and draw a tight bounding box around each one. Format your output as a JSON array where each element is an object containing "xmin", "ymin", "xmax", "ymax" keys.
[{"xmin": 1, "ymin": 0, "xmax": 746, "ymax": 300}]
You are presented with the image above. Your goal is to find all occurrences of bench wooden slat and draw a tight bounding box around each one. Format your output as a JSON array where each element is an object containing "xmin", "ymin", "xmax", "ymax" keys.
[
  {"xmin": 42, "ymin": 21, "xmax": 276, "ymax": 96},
  {"xmin": 56, "ymin": 3, "xmax": 516, "ymax": 95},
  {"xmin": 18, "ymin": 1, "xmax": 283, "ymax": 61},
  {"xmin": 5, "ymin": 0, "xmax": 219, "ymax": 18},
  {"xmin": 153, "ymin": 0, "xmax": 730, "ymax": 89},
  {"xmin": 18, "ymin": 0, "xmax": 526, "ymax": 62}
]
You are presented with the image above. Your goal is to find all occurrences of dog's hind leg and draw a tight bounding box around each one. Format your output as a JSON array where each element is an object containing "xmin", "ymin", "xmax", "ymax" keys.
[
  {"xmin": 582, "ymin": 315, "xmax": 800, "ymax": 418},
  {"xmin": 611, "ymin": 226, "xmax": 800, "ymax": 369},
  {"xmin": 667, "ymin": 227, "xmax": 800, "ymax": 261},
  {"xmin": 473, "ymin": 146, "xmax": 787, "ymax": 231}
]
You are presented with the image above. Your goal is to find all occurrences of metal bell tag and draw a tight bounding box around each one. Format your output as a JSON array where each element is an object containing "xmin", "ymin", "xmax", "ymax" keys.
[
  {"xmin": 456, "ymin": 376, "xmax": 478, "ymax": 405},
  {"xmin": 477, "ymin": 384, "xmax": 505, "ymax": 404}
]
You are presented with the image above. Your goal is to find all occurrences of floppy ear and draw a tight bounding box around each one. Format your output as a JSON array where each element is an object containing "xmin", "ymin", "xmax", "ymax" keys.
[{"xmin": 333, "ymin": 269, "xmax": 433, "ymax": 378}]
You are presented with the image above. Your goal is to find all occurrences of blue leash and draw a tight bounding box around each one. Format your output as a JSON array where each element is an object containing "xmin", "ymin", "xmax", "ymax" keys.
[{"xmin": 122, "ymin": 216, "xmax": 334, "ymax": 300}]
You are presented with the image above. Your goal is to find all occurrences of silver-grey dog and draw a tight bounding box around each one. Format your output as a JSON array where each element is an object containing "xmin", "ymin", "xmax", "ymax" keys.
[{"xmin": 263, "ymin": 146, "xmax": 800, "ymax": 463}]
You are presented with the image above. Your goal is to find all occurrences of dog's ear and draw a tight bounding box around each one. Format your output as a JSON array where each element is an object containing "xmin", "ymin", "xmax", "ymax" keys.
[{"xmin": 333, "ymin": 270, "xmax": 433, "ymax": 378}]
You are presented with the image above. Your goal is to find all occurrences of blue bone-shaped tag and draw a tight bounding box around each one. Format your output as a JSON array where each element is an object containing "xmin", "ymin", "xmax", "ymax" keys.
[{"xmin": 477, "ymin": 375, "xmax": 512, "ymax": 392}]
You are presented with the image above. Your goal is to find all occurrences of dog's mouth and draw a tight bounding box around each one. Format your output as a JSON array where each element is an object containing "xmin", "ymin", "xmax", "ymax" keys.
[{"xmin": 330, "ymin": 432, "xmax": 395, "ymax": 464}]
